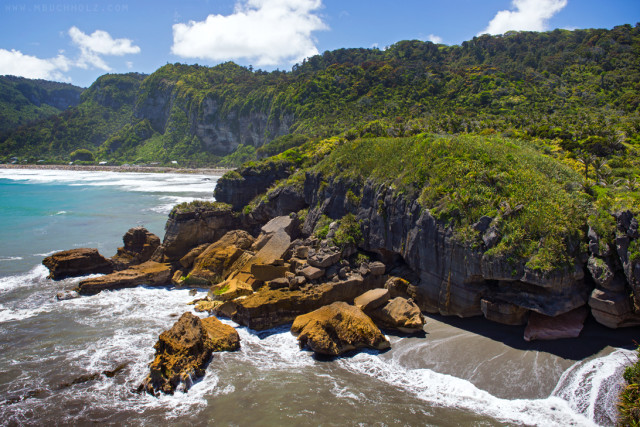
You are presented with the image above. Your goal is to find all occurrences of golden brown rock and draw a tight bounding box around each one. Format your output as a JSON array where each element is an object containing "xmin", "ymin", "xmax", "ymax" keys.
[
  {"xmin": 78, "ymin": 261, "xmax": 171, "ymax": 295},
  {"xmin": 110, "ymin": 227, "xmax": 160, "ymax": 270},
  {"xmin": 43, "ymin": 248, "xmax": 113, "ymax": 280},
  {"xmin": 368, "ymin": 297, "xmax": 426, "ymax": 333},
  {"xmin": 186, "ymin": 230, "xmax": 254, "ymax": 287},
  {"xmin": 291, "ymin": 302, "xmax": 390, "ymax": 356},
  {"xmin": 138, "ymin": 312, "xmax": 239, "ymax": 396}
]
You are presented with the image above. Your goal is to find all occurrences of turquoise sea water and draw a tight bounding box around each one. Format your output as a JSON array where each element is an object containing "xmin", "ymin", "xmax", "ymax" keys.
[
  {"xmin": 0, "ymin": 169, "xmax": 635, "ymax": 426},
  {"xmin": 0, "ymin": 169, "xmax": 214, "ymax": 275}
]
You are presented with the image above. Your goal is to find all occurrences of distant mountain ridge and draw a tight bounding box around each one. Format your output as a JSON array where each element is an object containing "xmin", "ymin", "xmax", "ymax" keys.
[
  {"xmin": 0, "ymin": 76, "xmax": 84, "ymax": 137},
  {"xmin": 0, "ymin": 24, "xmax": 638, "ymax": 165}
]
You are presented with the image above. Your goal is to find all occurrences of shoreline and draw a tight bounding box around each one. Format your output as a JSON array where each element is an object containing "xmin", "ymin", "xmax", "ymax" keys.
[{"xmin": 0, "ymin": 164, "xmax": 234, "ymax": 175}]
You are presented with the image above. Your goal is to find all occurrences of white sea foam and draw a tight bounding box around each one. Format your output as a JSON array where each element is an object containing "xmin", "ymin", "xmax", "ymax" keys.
[
  {"xmin": 0, "ymin": 264, "xmax": 48, "ymax": 294},
  {"xmin": 0, "ymin": 305, "xmax": 51, "ymax": 322},
  {"xmin": 338, "ymin": 350, "xmax": 598, "ymax": 426},
  {"xmin": 0, "ymin": 256, "xmax": 24, "ymax": 261},
  {"xmin": 0, "ymin": 169, "xmax": 218, "ymax": 196},
  {"xmin": 33, "ymin": 250, "xmax": 61, "ymax": 257},
  {"xmin": 552, "ymin": 349, "xmax": 637, "ymax": 425}
]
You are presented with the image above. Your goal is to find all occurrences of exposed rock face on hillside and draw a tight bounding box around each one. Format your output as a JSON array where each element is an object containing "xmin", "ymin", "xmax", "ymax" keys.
[
  {"xmin": 213, "ymin": 161, "xmax": 294, "ymax": 211},
  {"xmin": 134, "ymin": 80, "xmax": 292, "ymax": 155},
  {"xmin": 587, "ymin": 211, "xmax": 640, "ymax": 328},
  {"xmin": 247, "ymin": 173, "xmax": 593, "ymax": 327}
]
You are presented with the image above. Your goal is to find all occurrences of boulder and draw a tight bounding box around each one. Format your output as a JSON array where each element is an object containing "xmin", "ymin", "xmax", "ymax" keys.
[
  {"xmin": 384, "ymin": 276, "xmax": 411, "ymax": 299},
  {"xmin": 56, "ymin": 290, "xmax": 80, "ymax": 301},
  {"xmin": 110, "ymin": 227, "xmax": 160, "ymax": 270},
  {"xmin": 307, "ymin": 249, "xmax": 341, "ymax": 269},
  {"xmin": 354, "ymin": 288, "xmax": 390, "ymax": 311},
  {"xmin": 369, "ymin": 261, "xmax": 386, "ymax": 276},
  {"xmin": 523, "ymin": 307, "xmax": 588, "ymax": 341},
  {"xmin": 251, "ymin": 263, "xmax": 290, "ymax": 282},
  {"xmin": 226, "ymin": 273, "xmax": 385, "ymax": 330},
  {"xmin": 368, "ymin": 297, "xmax": 425, "ymax": 333},
  {"xmin": 43, "ymin": 248, "xmax": 113, "ymax": 280},
  {"xmin": 267, "ymin": 277, "xmax": 290, "ymax": 290},
  {"xmin": 481, "ymin": 298, "xmax": 529, "ymax": 326},
  {"xmin": 300, "ymin": 265, "xmax": 325, "ymax": 281},
  {"xmin": 291, "ymin": 302, "xmax": 390, "ymax": 356},
  {"xmin": 78, "ymin": 261, "xmax": 171, "ymax": 295},
  {"xmin": 186, "ymin": 230, "xmax": 254, "ymax": 287},
  {"xmin": 138, "ymin": 312, "xmax": 239, "ymax": 395}
]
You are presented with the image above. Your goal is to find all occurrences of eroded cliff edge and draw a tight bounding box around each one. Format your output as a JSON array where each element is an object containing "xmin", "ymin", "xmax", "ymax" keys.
[{"xmin": 214, "ymin": 134, "xmax": 640, "ymax": 332}]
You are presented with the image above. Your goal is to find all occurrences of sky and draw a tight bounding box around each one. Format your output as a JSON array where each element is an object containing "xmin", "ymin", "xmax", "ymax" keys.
[{"xmin": 0, "ymin": 0, "xmax": 638, "ymax": 87}]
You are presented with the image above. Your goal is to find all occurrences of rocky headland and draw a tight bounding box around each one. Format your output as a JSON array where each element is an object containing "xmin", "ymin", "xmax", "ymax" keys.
[{"xmin": 42, "ymin": 135, "xmax": 640, "ymax": 395}]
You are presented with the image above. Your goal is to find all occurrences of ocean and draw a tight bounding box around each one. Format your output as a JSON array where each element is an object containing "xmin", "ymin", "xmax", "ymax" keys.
[{"xmin": 0, "ymin": 168, "xmax": 636, "ymax": 426}]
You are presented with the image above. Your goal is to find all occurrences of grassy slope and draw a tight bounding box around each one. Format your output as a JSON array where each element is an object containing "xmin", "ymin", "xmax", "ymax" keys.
[{"xmin": 308, "ymin": 134, "xmax": 587, "ymax": 272}]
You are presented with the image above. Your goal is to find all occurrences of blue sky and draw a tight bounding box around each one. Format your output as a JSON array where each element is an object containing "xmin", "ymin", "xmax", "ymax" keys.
[{"xmin": 0, "ymin": 0, "xmax": 638, "ymax": 87}]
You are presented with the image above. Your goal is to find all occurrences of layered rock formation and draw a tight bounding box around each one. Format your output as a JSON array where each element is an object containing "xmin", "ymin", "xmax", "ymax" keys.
[
  {"xmin": 110, "ymin": 227, "xmax": 160, "ymax": 270},
  {"xmin": 138, "ymin": 312, "xmax": 239, "ymax": 395},
  {"xmin": 587, "ymin": 211, "xmax": 640, "ymax": 328},
  {"xmin": 78, "ymin": 261, "xmax": 171, "ymax": 295},
  {"xmin": 43, "ymin": 248, "xmax": 113, "ymax": 280}
]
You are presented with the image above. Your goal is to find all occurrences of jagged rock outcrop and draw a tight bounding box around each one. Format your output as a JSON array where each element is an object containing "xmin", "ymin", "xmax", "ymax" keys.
[
  {"xmin": 110, "ymin": 227, "xmax": 161, "ymax": 270},
  {"xmin": 251, "ymin": 172, "xmax": 590, "ymax": 323},
  {"xmin": 43, "ymin": 248, "xmax": 113, "ymax": 280},
  {"xmin": 183, "ymin": 230, "xmax": 254, "ymax": 287},
  {"xmin": 214, "ymin": 161, "xmax": 294, "ymax": 211},
  {"xmin": 291, "ymin": 302, "xmax": 390, "ymax": 356},
  {"xmin": 134, "ymin": 75, "xmax": 293, "ymax": 156},
  {"xmin": 138, "ymin": 312, "xmax": 239, "ymax": 395},
  {"xmin": 77, "ymin": 261, "xmax": 171, "ymax": 295},
  {"xmin": 152, "ymin": 203, "xmax": 242, "ymax": 263},
  {"xmin": 217, "ymin": 271, "xmax": 385, "ymax": 330},
  {"xmin": 586, "ymin": 211, "xmax": 640, "ymax": 328}
]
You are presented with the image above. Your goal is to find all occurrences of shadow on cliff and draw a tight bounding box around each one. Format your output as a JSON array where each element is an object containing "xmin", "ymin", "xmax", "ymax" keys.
[{"xmin": 425, "ymin": 312, "xmax": 639, "ymax": 361}]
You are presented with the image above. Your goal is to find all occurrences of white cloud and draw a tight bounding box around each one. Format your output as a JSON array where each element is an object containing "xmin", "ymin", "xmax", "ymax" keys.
[
  {"xmin": 69, "ymin": 26, "xmax": 140, "ymax": 71},
  {"xmin": 480, "ymin": 0, "xmax": 567, "ymax": 35},
  {"xmin": 171, "ymin": 0, "xmax": 327, "ymax": 66},
  {"xmin": 0, "ymin": 49, "xmax": 71, "ymax": 80},
  {"xmin": 427, "ymin": 34, "xmax": 442, "ymax": 44}
]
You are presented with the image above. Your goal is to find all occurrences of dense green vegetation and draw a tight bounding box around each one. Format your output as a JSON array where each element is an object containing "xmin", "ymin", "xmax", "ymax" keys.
[
  {"xmin": 1, "ymin": 25, "xmax": 639, "ymax": 167},
  {"xmin": 0, "ymin": 73, "xmax": 145, "ymax": 162},
  {"xmin": 0, "ymin": 76, "xmax": 83, "ymax": 140},
  {"xmin": 619, "ymin": 347, "xmax": 640, "ymax": 426},
  {"xmin": 304, "ymin": 134, "xmax": 587, "ymax": 271}
]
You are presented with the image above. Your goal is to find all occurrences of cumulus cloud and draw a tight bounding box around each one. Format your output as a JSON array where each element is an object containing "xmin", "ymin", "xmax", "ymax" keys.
[
  {"xmin": 69, "ymin": 26, "xmax": 140, "ymax": 70},
  {"xmin": 171, "ymin": 0, "xmax": 327, "ymax": 66},
  {"xmin": 427, "ymin": 34, "xmax": 443, "ymax": 44},
  {"xmin": 480, "ymin": 0, "xmax": 567, "ymax": 35},
  {"xmin": 0, "ymin": 27, "xmax": 140, "ymax": 82},
  {"xmin": 0, "ymin": 49, "xmax": 71, "ymax": 80}
]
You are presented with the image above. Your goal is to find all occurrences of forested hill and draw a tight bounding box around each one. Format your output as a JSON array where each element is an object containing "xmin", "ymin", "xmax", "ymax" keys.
[
  {"xmin": 1, "ymin": 24, "xmax": 639, "ymax": 166},
  {"xmin": 0, "ymin": 76, "xmax": 84, "ymax": 138}
]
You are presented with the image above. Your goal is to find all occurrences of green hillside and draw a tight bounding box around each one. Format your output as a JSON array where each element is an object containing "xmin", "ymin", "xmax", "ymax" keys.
[
  {"xmin": 0, "ymin": 75, "xmax": 83, "ymax": 139},
  {"xmin": 0, "ymin": 24, "xmax": 639, "ymax": 166}
]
